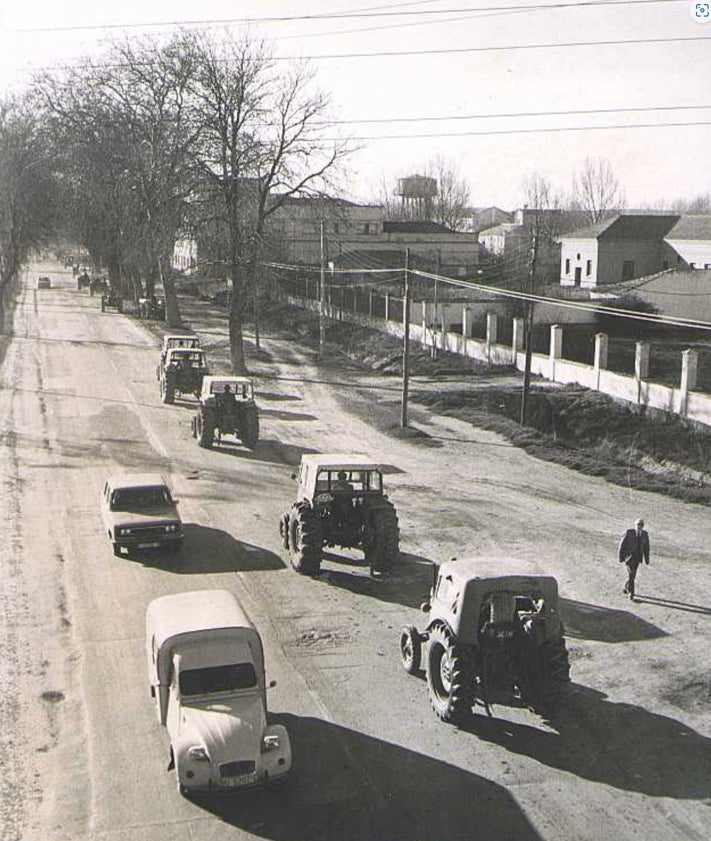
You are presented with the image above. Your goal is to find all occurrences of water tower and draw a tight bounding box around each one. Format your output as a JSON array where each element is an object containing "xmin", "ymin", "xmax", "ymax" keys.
[{"xmin": 396, "ymin": 174, "xmax": 437, "ymax": 221}]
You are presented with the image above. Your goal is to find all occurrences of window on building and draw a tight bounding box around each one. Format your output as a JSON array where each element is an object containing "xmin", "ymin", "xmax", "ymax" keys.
[
  {"xmin": 565, "ymin": 258, "xmax": 570, "ymax": 274},
  {"xmin": 333, "ymin": 222, "xmax": 340, "ymax": 234},
  {"xmin": 576, "ymin": 253, "xmax": 581, "ymax": 260},
  {"xmin": 586, "ymin": 260, "xmax": 592, "ymax": 276},
  {"xmin": 662, "ymin": 260, "xmax": 669, "ymax": 270},
  {"xmin": 363, "ymin": 223, "xmax": 371, "ymax": 234},
  {"xmin": 622, "ymin": 260, "xmax": 635, "ymax": 280},
  {"xmin": 705, "ymin": 264, "xmax": 710, "ymax": 270}
]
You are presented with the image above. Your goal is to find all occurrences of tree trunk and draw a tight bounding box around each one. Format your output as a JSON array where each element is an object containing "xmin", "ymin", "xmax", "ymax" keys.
[{"xmin": 163, "ymin": 274, "xmax": 181, "ymax": 328}]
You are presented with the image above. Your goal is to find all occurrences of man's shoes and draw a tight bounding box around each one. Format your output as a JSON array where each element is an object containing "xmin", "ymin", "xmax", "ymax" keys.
[
  {"xmin": 629, "ymin": 594, "xmax": 636, "ymax": 602},
  {"xmin": 623, "ymin": 586, "xmax": 628, "ymax": 594}
]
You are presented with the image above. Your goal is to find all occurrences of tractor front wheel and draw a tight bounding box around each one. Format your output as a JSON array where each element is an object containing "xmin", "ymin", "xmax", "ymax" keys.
[
  {"xmin": 399, "ymin": 625, "xmax": 422, "ymax": 675},
  {"xmin": 279, "ymin": 513, "xmax": 291, "ymax": 550},
  {"xmin": 426, "ymin": 625, "xmax": 474, "ymax": 724},
  {"xmin": 288, "ymin": 504, "xmax": 322, "ymax": 575}
]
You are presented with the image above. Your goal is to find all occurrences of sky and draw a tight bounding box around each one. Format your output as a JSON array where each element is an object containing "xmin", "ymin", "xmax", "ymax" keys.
[{"xmin": 1, "ymin": 0, "xmax": 710, "ymax": 211}]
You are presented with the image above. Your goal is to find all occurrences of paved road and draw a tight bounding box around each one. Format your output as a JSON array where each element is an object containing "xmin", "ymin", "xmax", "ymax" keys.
[{"xmin": 1, "ymin": 264, "xmax": 710, "ymax": 841}]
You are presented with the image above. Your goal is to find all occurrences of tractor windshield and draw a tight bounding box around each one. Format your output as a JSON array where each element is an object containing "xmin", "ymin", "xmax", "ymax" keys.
[{"xmin": 316, "ymin": 469, "xmax": 383, "ymax": 495}]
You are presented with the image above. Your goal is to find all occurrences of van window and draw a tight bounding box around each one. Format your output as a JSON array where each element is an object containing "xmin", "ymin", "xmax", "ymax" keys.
[{"xmin": 180, "ymin": 663, "xmax": 257, "ymax": 697}]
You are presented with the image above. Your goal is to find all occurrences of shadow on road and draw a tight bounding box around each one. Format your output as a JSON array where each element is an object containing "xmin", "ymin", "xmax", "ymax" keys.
[
  {"xmin": 314, "ymin": 551, "xmax": 435, "ymax": 610},
  {"xmin": 634, "ymin": 593, "xmax": 711, "ymax": 615},
  {"xmin": 258, "ymin": 391, "xmax": 303, "ymax": 402},
  {"xmin": 129, "ymin": 524, "xmax": 285, "ymax": 573},
  {"xmin": 462, "ymin": 684, "xmax": 711, "ymax": 799},
  {"xmin": 196, "ymin": 713, "xmax": 543, "ymax": 841},
  {"xmin": 560, "ymin": 598, "xmax": 668, "ymax": 643},
  {"xmin": 260, "ymin": 408, "xmax": 318, "ymax": 422}
]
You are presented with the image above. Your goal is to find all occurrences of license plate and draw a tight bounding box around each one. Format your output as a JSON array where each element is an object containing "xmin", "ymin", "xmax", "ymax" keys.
[
  {"xmin": 137, "ymin": 541, "xmax": 160, "ymax": 549},
  {"xmin": 222, "ymin": 771, "xmax": 259, "ymax": 787}
]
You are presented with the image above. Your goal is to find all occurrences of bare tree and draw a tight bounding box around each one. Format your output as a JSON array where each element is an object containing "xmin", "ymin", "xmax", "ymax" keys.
[
  {"xmin": 670, "ymin": 193, "xmax": 711, "ymax": 213},
  {"xmin": 0, "ymin": 96, "xmax": 57, "ymax": 328},
  {"xmin": 186, "ymin": 31, "xmax": 352, "ymax": 373},
  {"xmin": 571, "ymin": 156, "xmax": 625, "ymax": 225},
  {"xmin": 33, "ymin": 36, "xmax": 201, "ymax": 326},
  {"xmin": 425, "ymin": 155, "xmax": 471, "ymax": 231}
]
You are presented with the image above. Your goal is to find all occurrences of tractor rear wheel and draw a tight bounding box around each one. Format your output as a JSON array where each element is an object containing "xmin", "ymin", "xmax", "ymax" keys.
[
  {"xmin": 288, "ymin": 504, "xmax": 322, "ymax": 575},
  {"xmin": 399, "ymin": 625, "xmax": 422, "ymax": 675},
  {"xmin": 426, "ymin": 625, "xmax": 474, "ymax": 724},
  {"xmin": 520, "ymin": 635, "xmax": 571, "ymax": 714},
  {"xmin": 161, "ymin": 372, "xmax": 175, "ymax": 404},
  {"xmin": 363, "ymin": 499, "xmax": 399, "ymax": 574},
  {"xmin": 196, "ymin": 406, "xmax": 215, "ymax": 449},
  {"xmin": 239, "ymin": 404, "xmax": 260, "ymax": 449}
]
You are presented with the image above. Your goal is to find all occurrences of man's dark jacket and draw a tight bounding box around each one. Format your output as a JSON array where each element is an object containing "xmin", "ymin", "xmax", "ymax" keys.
[{"xmin": 618, "ymin": 529, "xmax": 650, "ymax": 565}]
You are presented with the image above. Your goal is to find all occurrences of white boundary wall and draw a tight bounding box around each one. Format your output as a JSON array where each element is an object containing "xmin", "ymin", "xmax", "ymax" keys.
[{"xmin": 286, "ymin": 293, "xmax": 711, "ymax": 429}]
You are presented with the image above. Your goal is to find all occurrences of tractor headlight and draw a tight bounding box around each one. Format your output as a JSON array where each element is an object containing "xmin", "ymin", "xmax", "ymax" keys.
[
  {"xmin": 164, "ymin": 524, "xmax": 178, "ymax": 533},
  {"xmin": 261, "ymin": 734, "xmax": 280, "ymax": 753},
  {"xmin": 187, "ymin": 746, "xmax": 209, "ymax": 762}
]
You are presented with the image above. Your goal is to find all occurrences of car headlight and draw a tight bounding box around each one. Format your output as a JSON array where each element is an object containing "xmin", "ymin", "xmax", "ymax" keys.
[
  {"xmin": 187, "ymin": 746, "xmax": 209, "ymax": 762},
  {"xmin": 261, "ymin": 734, "xmax": 280, "ymax": 753},
  {"xmin": 164, "ymin": 524, "xmax": 178, "ymax": 533},
  {"xmin": 117, "ymin": 527, "xmax": 132, "ymax": 537}
]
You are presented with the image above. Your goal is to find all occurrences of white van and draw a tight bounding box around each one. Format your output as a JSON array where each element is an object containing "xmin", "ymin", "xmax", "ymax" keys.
[{"xmin": 145, "ymin": 589, "xmax": 292, "ymax": 794}]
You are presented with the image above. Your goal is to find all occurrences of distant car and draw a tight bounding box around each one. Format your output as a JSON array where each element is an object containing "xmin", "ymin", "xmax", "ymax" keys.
[
  {"xmin": 37, "ymin": 276, "xmax": 51, "ymax": 289},
  {"xmin": 100, "ymin": 473, "xmax": 183, "ymax": 556}
]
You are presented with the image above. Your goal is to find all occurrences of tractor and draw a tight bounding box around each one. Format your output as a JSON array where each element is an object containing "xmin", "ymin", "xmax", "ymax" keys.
[
  {"xmin": 138, "ymin": 296, "xmax": 166, "ymax": 320},
  {"xmin": 158, "ymin": 348, "xmax": 209, "ymax": 404},
  {"xmin": 399, "ymin": 558, "xmax": 571, "ymax": 724},
  {"xmin": 159, "ymin": 334, "xmax": 201, "ymax": 368},
  {"xmin": 101, "ymin": 287, "xmax": 123, "ymax": 312},
  {"xmin": 279, "ymin": 455, "xmax": 399, "ymax": 577},
  {"xmin": 191, "ymin": 375, "xmax": 260, "ymax": 450}
]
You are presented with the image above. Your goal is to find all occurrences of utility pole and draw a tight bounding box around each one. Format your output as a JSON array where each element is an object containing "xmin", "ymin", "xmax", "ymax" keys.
[
  {"xmin": 401, "ymin": 248, "xmax": 411, "ymax": 428},
  {"xmin": 319, "ymin": 219, "xmax": 326, "ymax": 360},
  {"xmin": 432, "ymin": 251, "xmax": 440, "ymax": 358},
  {"xmin": 520, "ymin": 227, "xmax": 539, "ymax": 425}
]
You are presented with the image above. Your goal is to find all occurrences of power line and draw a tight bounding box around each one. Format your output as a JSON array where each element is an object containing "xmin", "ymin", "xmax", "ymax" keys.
[
  {"xmin": 18, "ymin": 1, "xmax": 687, "ymax": 34},
  {"xmin": 21, "ymin": 34, "xmax": 711, "ymax": 75},
  {"xmin": 263, "ymin": 258, "xmax": 711, "ymax": 331},
  {"xmin": 327, "ymin": 119, "xmax": 711, "ymax": 141},
  {"xmin": 323, "ymin": 103, "xmax": 711, "ymax": 126}
]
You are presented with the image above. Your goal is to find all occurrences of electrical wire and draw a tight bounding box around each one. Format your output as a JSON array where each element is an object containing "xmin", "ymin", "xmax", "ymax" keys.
[{"xmin": 19, "ymin": 1, "xmax": 688, "ymax": 34}]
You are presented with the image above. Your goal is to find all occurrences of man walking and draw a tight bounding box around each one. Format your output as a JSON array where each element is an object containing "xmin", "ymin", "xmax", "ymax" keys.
[{"xmin": 618, "ymin": 517, "xmax": 650, "ymax": 602}]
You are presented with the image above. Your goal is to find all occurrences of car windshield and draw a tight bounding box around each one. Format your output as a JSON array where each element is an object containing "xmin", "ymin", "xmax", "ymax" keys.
[
  {"xmin": 111, "ymin": 487, "xmax": 171, "ymax": 510},
  {"xmin": 179, "ymin": 663, "xmax": 257, "ymax": 697}
]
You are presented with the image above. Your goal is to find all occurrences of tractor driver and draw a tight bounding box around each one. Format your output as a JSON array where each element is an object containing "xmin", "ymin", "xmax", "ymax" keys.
[
  {"xmin": 218, "ymin": 383, "xmax": 237, "ymax": 425},
  {"xmin": 333, "ymin": 471, "xmax": 353, "ymax": 493}
]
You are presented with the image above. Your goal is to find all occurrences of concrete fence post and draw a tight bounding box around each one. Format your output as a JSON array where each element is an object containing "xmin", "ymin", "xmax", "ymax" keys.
[
  {"xmin": 368, "ymin": 290, "xmax": 373, "ymax": 317},
  {"xmin": 486, "ymin": 313, "xmax": 498, "ymax": 363},
  {"xmin": 635, "ymin": 342, "xmax": 650, "ymax": 380},
  {"xmin": 594, "ymin": 333, "xmax": 608, "ymax": 391},
  {"xmin": 462, "ymin": 306, "xmax": 473, "ymax": 338},
  {"xmin": 549, "ymin": 324, "xmax": 563, "ymax": 380},
  {"xmin": 384, "ymin": 293, "xmax": 390, "ymax": 322},
  {"xmin": 679, "ymin": 349, "xmax": 699, "ymax": 416},
  {"xmin": 512, "ymin": 317, "xmax": 524, "ymax": 366},
  {"xmin": 635, "ymin": 341, "xmax": 650, "ymax": 407}
]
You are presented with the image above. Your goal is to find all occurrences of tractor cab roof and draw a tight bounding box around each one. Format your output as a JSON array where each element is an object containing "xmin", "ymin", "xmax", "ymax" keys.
[
  {"xmin": 200, "ymin": 375, "xmax": 254, "ymax": 400},
  {"xmin": 436, "ymin": 556, "xmax": 558, "ymax": 590},
  {"xmin": 299, "ymin": 454, "xmax": 391, "ymax": 473},
  {"xmin": 162, "ymin": 334, "xmax": 200, "ymax": 350}
]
